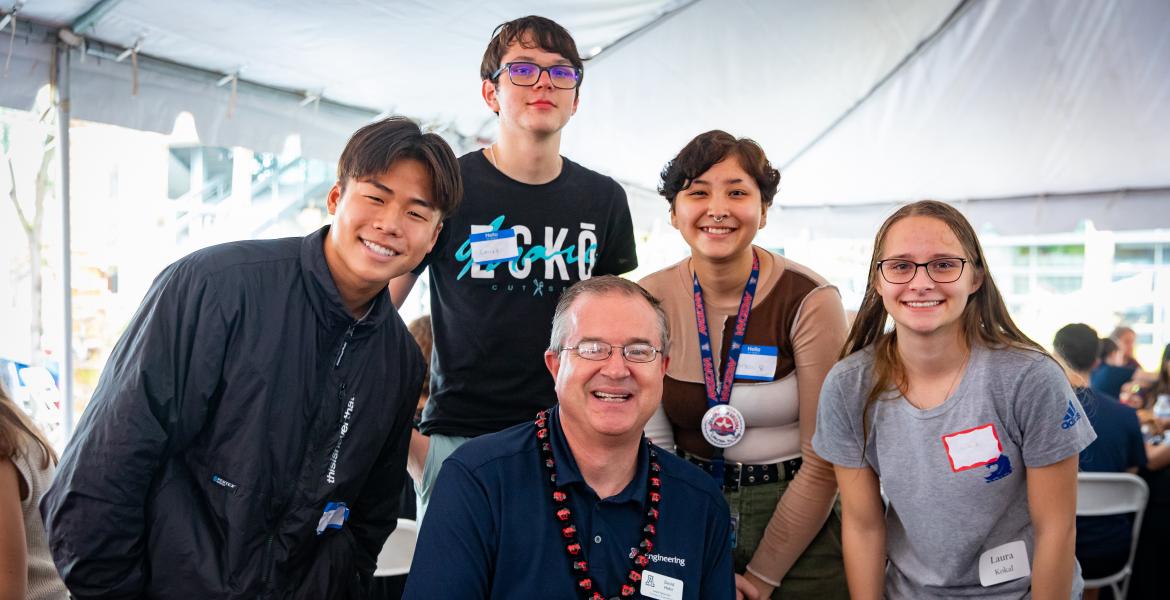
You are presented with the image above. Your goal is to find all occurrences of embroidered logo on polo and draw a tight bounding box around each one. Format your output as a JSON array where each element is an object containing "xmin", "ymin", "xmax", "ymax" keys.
[
  {"xmin": 627, "ymin": 549, "xmax": 687, "ymax": 568},
  {"xmin": 455, "ymin": 215, "xmax": 598, "ymax": 283},
  {"xmin": 1061, "ymin": 400, "xmax": 1081, "ymax": 429}
]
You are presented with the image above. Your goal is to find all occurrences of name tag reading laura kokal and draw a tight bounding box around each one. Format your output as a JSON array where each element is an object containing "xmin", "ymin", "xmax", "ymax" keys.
[
  {"xmin": 735, "ymin": 345, "xmax": 778, "ymax": 381},
  {"xmin": 978, "ymin": 540, "xmax": 1030, "ymax": 586},
  {"xmin": 469, "ymin": 228, "xmax": 520, "ymax": 264}
]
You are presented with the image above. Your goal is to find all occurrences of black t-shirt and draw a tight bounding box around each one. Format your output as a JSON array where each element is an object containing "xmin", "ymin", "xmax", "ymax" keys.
[{"xmin": 414, "ymin": 151, "xmax": 637, "ymax": 437}]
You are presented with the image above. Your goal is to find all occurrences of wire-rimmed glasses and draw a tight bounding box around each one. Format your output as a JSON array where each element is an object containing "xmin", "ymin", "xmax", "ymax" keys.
[
  {"xmin": 556, "ymin": 341, "xmax": 661, "ymax": 363},
  {"xmin": 876, "ymin": 257, "xmax": 968, "ymax": 284}
]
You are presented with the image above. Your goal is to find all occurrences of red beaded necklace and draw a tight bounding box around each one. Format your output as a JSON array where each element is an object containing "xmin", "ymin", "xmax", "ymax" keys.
[{"xmin": 534, "ymin": 409, "xmax": 662, "ymax": 600}]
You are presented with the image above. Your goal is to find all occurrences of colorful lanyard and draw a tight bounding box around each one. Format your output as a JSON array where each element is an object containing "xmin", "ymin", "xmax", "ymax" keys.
[{"xmin": 692, "ymin": 250, "xmax": 760, "ymax": 410}]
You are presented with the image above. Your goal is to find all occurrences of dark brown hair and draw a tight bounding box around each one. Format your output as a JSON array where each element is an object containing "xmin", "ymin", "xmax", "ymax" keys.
[
  {"xmin": 481, "ymin": 16, "xmax": 584, "ymax": 95},
  {"xmin": 658, "ymin": 130, "xmax": 781, "ymax": 207},
  {"xmin": 842, "ymin": 200, "xmax": 1046, "ymax": 441},
  {"xmin": 1053, "ymin": 323, "xmax": 1099, "ymax": 373},
  {"xmin": 336, "ymin": 117, "xmax": 463, "ymax": 217},
  {"xmin": 1097, "ymin": 337, "xmax": 1119, "ymax": 363},
  {"xmin": 0, "ymin": 379, "xmax": 57, "ymax": 470}
]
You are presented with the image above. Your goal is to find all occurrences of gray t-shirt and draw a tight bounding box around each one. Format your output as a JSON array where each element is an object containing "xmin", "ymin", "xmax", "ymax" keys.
[{"xmin": 813, "ymin": 343, "xmax": 1096, "ymax": 599}]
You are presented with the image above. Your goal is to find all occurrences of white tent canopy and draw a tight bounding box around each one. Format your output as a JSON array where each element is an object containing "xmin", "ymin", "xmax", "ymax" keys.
[{"xmin": 3, "ymin": 0, "xmax": 1169, "ymax": 229}]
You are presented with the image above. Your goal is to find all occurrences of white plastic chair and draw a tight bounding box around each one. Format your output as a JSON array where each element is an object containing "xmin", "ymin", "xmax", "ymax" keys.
[
  {"xmin": 374, "ymin": 518, "xmax": 418, "ymax": 577},
  {"xmin": 1076, "ymin": 472, "xmax": 1149, "ymax": 599}
]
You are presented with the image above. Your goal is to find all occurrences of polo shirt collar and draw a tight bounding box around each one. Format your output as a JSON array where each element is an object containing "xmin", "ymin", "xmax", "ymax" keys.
[{"xmin": 547, "ymin": 405, "xmax": 650, "ymax": 507}]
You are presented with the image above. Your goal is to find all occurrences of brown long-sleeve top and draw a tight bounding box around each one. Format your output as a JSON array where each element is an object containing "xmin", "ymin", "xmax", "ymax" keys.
[{"xmin": 640, "ymin": 248, "xmax": 848, "ymax": 585}]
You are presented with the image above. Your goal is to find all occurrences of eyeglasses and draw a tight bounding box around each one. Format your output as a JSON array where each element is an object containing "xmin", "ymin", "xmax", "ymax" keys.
[
  {"xmin": 875, "ymin": 257, "xmax": 968, "ymax": 284},
  {"xmin": 557, "ymin": 341, "xmax": 661, "ymax": 363},
  {"xmin": 491, "ymin": 62, "xmax": 582, "ymax": 90}
]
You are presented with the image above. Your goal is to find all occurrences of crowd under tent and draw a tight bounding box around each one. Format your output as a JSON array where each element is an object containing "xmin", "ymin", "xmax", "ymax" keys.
[{"xmin": 2, "ymin": 0, "xmax": 1169, "ymax": 428}]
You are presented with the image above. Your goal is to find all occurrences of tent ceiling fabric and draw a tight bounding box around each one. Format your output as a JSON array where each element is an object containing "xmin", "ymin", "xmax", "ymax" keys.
[
  {"xmin": 3, "ymin": 0, "xmax": 1168, "ymax": 221},
  {"xmin": 10, "ymin": 0, "xmax": 684, "ymax": 139},
  {"xmin": 561, "ymin": 0, "xmax": 961, "ymax": 195},
  {"xmin": 777, "ymin": 0, "xmax": 1170, "ymax": 206}
]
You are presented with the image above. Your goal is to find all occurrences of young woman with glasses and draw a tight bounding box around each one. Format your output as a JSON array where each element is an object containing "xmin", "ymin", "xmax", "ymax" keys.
[
  {"xmin": 0, "ymin": 380, "xmax": 68, "ymax": 599},
  {"xmin": 640, "ymin": 130, "xmax": 848, "ymax": 599},
  {"xmin": 812, "ymin": 200, "xmax": 1096, "ymax": 599}
]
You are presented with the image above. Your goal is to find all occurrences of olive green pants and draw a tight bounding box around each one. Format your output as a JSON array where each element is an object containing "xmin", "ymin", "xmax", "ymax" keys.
[{"xmin": 726, "ymin": 479, "xmax": 848, "ymax": 599}]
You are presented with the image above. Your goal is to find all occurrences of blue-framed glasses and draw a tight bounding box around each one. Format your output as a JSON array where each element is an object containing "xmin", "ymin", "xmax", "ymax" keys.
[{"xmin": 491, "ymin": 62, "xmax": 582, "ymax": 90}]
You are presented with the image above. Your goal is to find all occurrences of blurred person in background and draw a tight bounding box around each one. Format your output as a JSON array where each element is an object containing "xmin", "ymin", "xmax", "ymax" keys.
[
  {"xmin": 1109, "ymin": 326, "xmax": 1142, "ymax": 370},
  {"xmin": 1053, "ymin": 323, "xmax": 1144, "ymax": 600},
  {"xmin": 1145, "ymin": 343, "xmax": 1170, "ymax": 410},
  {"xmin": 1091, "ymin": 338, "xmax": 1137, "ymax": 398},
  {"xmin": 0, "ymin": 380, "xmax": 68, "ymax": 600}
]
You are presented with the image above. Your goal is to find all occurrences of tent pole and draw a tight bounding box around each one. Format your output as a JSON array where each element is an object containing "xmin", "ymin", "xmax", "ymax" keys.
[{"xmin": 55, "ymin": 43, "xmax": 75, "ymax": 438}]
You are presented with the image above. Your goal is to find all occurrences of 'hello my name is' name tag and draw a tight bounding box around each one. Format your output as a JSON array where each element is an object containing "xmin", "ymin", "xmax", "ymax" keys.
[
  {"xmin": 942, "ymin": 423, "xmax": 1003, "ymax": 472},
  {"xmin": 735, "ymin": 345, "xmax": 777, "ymax": 381},
  {"xmin": 469, "ymin": 227, "xmax": 520, "ymax": 264}
]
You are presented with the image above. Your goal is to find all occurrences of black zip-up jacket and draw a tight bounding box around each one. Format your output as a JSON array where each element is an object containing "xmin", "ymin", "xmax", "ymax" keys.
[{"xmin": 41, "ymin": 226, "xmax": 422, "ymax": 599}]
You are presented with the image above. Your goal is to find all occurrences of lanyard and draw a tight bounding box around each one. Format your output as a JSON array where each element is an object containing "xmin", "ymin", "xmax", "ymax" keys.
[{"xmin": 692, "ymin": 250, "xmax": 760, "ymax": 409}]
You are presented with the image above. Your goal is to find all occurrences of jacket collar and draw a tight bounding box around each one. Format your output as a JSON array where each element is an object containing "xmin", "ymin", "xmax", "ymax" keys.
[{"xmin": 300, "ymin": 225, "xmax": 391, "ymax": 330}]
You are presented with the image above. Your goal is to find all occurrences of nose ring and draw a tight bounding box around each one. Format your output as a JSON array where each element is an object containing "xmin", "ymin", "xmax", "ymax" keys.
[{"xmin": 713, "ymin": 215, "xmax": 725, "ymax": 223}]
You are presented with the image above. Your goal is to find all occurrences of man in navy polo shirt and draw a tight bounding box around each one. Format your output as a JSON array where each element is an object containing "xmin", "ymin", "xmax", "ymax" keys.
[{"xmin": 404, "ymin": 276, "xmax": 734, "ymax": 599}]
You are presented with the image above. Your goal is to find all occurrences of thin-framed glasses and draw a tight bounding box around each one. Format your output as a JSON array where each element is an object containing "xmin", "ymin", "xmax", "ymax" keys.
[
  {"xmin": 491, "ymin": 62, "xmax": 582, "ymax": 90},
  {"xmin": 876, "ymin": 257, "xmax": 968, "ymax": 284},
  {"xmin": 557, "ymin": 341, "xmax": 661, "ymax": 363}
]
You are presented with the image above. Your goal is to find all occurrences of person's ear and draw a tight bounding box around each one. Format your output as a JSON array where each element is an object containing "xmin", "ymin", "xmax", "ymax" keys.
[
  {"xmin": 544, "ymin": 350, "xmax": 561, "ymax": 380},
  {"xmin": 482, "ymin": 79, "xmax": 501, "ymax": 115},
  {"xmin": 326, "ymin": 182, "xmax": 343, "ymax": 215}
]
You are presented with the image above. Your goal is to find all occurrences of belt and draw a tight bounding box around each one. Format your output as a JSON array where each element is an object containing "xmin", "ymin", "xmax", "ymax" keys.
[{"xmin": 681, "ymin": 452, "xmax": 803, "ymax": 492}]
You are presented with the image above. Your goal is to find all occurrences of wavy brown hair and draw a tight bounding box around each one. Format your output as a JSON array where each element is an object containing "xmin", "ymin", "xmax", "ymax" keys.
[
  {"xmin": 658, "ymin": 130, "xmax": 781, "ymax": 208},
  {"xmin": 842, "ymin": 200, "xmax": 1045, "ymax": 442},
  {"xmin": 0, "ymin": 379, "xmax": 58, "ymax": 470}
]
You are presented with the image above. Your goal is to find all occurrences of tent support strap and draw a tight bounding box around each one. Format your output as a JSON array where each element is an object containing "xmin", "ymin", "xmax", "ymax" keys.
[{"xmin": 55, "ymin": 43, "xmax": 75, "ymax": 438}]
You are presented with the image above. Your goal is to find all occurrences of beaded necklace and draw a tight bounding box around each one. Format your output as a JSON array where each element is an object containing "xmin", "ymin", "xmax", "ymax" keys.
[{"xmin": 534, "ymin": 410, "xmax": 662, "ymax": 600}]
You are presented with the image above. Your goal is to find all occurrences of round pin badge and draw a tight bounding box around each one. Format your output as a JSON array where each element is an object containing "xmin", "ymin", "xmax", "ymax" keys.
[{"xmin": 700, "ymin": 404, "xmax": 746, "ymax": 448}]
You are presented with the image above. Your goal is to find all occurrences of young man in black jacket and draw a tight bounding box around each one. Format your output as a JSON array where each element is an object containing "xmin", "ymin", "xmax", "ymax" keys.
[{"xmin": 41, "ymin": 117, "xmax": 461, "ymax": 600}]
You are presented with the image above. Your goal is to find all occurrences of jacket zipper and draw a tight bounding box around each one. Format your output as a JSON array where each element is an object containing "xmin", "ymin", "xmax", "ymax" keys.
[
  {"xmin": 334, "ymin": 324, "xmax": 355, "ymax": 368},
  {"xmin": 264, "ymin": 320, "xmax": 358, "ymax": 590}
]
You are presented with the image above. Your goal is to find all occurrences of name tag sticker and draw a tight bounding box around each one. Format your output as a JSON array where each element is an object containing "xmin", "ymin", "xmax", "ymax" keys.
[
  {"xmin": 469, "ymin": 227, "xmax": 519, "ymax": 264},
  {"xmin": 640, "ymin": 569, "xmax": 684, "ymax": 600},
  {"xmin": 316, "ymin": 501, "xmax": 350, "ymax": 535},
  {"xmin": 978, "ymin": 540, "xmax": 1030, "ymax": 586},
  {"xmin": 942, "ymin": 423, "xmax": 1003, "ymax": 472},
  {"xmin": 735, "ymin": 345, "xmax": 777, "ymax": 381}
]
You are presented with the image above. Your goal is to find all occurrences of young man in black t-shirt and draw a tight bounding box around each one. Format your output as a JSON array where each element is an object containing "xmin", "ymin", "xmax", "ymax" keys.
[{"xmin": 390, "ymin": 15, "xmax": 638, "ymax": 521}]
